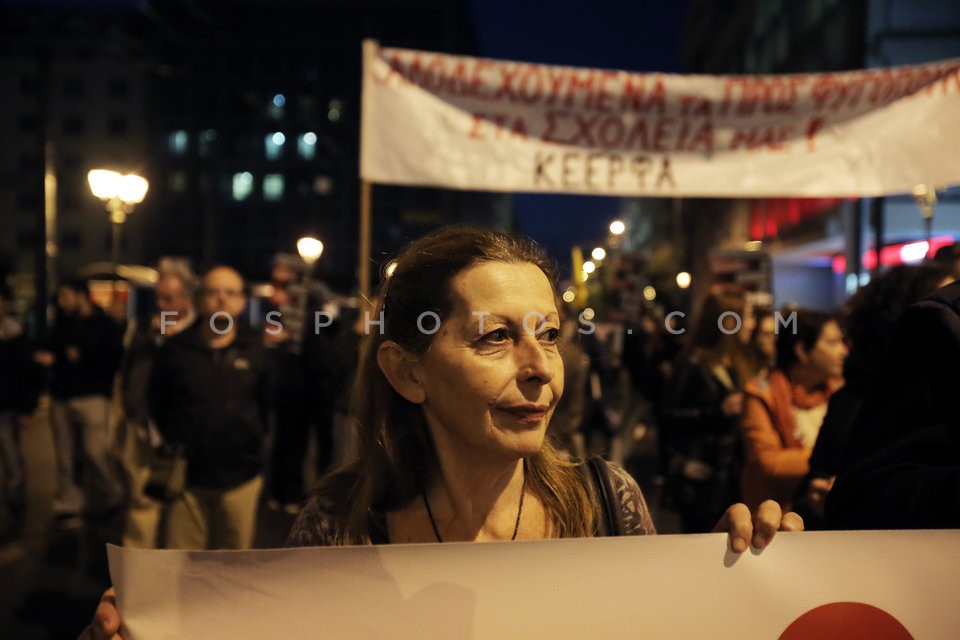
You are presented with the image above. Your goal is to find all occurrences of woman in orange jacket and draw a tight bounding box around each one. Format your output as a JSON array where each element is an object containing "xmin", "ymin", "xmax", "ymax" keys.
[{"xmin": 740, "ymin": 309, "xmax": 847, "ymax": 512}]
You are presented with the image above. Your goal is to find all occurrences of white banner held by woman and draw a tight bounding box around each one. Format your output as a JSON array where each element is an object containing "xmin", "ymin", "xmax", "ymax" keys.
[{"xmin": 108, "ymin": 530, "xmax": 959, "ymax": 639}]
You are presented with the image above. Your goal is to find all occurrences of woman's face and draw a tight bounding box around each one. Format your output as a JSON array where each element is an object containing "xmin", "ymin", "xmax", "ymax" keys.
[
  {"xmin": 804, "ymin": 320, "xmax": 848, "ymax": 380},
  {"xmin": 755, "ymin": 315, "xmax": 777, "ymax": 359},
  {"xmin": 413, "ymin": 261, "xmax": 564, "ymax": 463}
]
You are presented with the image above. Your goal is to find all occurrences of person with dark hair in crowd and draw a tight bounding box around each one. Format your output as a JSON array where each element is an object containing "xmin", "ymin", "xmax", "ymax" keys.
[
  {"xmin": 826, "ymin": 274, "xmax": 960, "ymax": 530},
  {"xmin": 35, "ymin": 279, "xmax": 125, "ymax": 529},
  {"xmin": 85, "ymin": 227, "xmax": 802, "ymax": 639},
  {"xmin": 792, "ymin": 264, "xmax": 952, "ymax": 528},
  {"xmin": 932, "ymin": 242, "xmax": 960, "ymax": 280},
  {"xmin": 117, "ymin": 268, "xmax": 197, "ymax": 548},
  {"xmin": 148, "ymin": 266, "xmax": 272, "ymax": 550},
  {"xmin": 747, "ymin": 308, "xmax": 777, "ymax": 382},
  {"xmin": 0, "ymin": 284, "xmax": 42, "ymax": 540},
  {"xmin": 263, "ymin": 257, "xmax": 339, "ymax": 515},
  {"xmin": 740, "ymin": 309, "xmax": 846, "ymax": 513},
  {"xmin": 661, "ymin": 288, "xmax": 756, "ymax": 533}
]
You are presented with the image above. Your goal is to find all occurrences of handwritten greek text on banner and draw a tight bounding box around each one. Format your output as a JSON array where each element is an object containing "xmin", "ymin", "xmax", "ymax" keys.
[
  {"xmin": 360, "ymin": 41, "xmax": 960, "ymax": 197},
  {"xmin": 108, "ymin": 530, "xmax": 960, "ymax": 639}
]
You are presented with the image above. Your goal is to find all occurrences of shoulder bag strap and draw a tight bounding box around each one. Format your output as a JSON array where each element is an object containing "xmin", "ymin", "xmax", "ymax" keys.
[{"xmin": 584, "ymin": 455, "xmax": 627, "ymax": 537}]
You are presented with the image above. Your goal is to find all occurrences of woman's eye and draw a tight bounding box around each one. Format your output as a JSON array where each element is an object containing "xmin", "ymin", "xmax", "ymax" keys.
[
  {"xmin": 483, "ymin": 329, "xmax": 509, "ymax": 344},
  {"xmin": 539, "ymin": 327, "xmax": 560, "ymax": 344}
]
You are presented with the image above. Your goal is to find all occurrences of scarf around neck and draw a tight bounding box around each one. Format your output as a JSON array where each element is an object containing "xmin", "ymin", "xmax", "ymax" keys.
[{"xmin": 767, "ymin": 370, "xmax": 842, "ymax": 448}]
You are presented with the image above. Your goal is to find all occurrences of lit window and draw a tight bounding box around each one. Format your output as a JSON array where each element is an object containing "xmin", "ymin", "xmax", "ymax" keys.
[
  {"xmin": 327, "ymin": 98, "xmax": 341, "ymax": 122},
  {"xmin": 265, "ymin": 132, "xmax": 285, "ymax": 160},
  {"xmin": 169, "ymin": 130, "xmax": 188, "ymax": 155},
  {"xmin": 232, "ymin": 172, "xmax": 254, "ymax": 201},
  {"xmin": 270, "ymin": 94, "xmax": 285, "ymax": 120},
  {"xmin": 263, "ymin": 174, "xmax": 284, "ymax": 201},
  {"xmin": 298, "ymin": 132, "xmax": 317, "ymax": 159}
]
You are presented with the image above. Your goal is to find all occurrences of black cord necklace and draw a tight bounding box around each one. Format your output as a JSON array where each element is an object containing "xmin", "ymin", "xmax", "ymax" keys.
[{"xmin": 422, "ymin": 463, "xmax": 527, "ymax": 543}]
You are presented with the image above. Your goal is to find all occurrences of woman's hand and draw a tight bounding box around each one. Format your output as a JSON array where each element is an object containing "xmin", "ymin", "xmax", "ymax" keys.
[
  {"xmin": 712, "ymin": 500, "xmax": 804, "ymax": 553},
  {"xmin": 78, "ymin": 587, "xmax": 123, "ymax": 640}
]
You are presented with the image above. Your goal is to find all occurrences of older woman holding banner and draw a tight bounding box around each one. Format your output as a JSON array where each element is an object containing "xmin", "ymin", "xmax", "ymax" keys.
[{"xmin": 84, "ymin": 226, "xmax": 802, "ymax": 639}]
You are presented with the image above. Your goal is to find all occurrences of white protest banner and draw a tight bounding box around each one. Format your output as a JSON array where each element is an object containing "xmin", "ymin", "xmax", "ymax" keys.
[
  {"xmin": 360, "ymin": 40, "xmax": 960, "ymax": 197},
  {"xmin": 109, "ymin": 530, "xmax": 960, "ymax": 639}
]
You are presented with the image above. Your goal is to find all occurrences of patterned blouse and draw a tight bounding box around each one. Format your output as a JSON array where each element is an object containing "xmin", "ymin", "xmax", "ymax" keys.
[{"xmin": 286, "ymin": 462, "xmax": 656, "ymax": 547}]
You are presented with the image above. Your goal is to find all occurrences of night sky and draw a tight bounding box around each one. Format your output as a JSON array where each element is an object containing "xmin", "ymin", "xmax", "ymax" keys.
[{"xmin": 469, "ymin": 0, "xmax": 691, "ymax": 267}]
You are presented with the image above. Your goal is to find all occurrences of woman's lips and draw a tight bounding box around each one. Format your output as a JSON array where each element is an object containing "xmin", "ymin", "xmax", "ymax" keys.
[{"xmin": 500, "ymin": 406, "xmax": 549, "ymax": 424}]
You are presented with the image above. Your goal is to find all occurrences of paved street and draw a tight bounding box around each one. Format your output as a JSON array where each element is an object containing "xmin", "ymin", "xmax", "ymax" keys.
[{"xmin": 0, "ymin": 397, "xmax": 297, "ymax": 638}]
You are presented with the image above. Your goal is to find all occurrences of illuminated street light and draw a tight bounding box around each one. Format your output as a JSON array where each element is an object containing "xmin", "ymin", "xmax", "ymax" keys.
[
  {"xmin": 87, "ymin": 169, "xmax": 149, "ymax": 285},
  {"xmin": 643, "ymin": 285, "xmax": 657, "ymax": 301},
  {"xmin": 609, "ymin": 220, "xmax": 626, "ymax": 235},
  {"xmin": 591, "ymin": 247, "xmax": 606, "ymax": 261},
  {"xmin": 562, "ymin": 289, "xmax": 576, "ymax": 303},
  {"xmin": 676, "ymin": 272, "xmax": 692, "ymax": 289},
  {"xmin": 297, "ymin": 236, "xmax": 324, "ymax": 265},
  {"xmin": 583, "ymin": 261, "xmax": 596, "ymax": 274}
]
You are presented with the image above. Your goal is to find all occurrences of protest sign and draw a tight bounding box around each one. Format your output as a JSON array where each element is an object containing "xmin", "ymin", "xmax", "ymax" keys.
[{"xmin": 109, "ymin": 530, "xmax": 960, "ymax": 639}]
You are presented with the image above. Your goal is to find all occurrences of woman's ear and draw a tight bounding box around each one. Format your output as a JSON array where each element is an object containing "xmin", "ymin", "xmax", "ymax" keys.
[{"xmin": 377, "ymin": 340, "xmax": 426, "ymax": 404}]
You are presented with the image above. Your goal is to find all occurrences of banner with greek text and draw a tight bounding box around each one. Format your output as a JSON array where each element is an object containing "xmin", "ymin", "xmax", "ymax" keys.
[
  {"xmin": 108, "ymin": 531, "xmax": 959, "ymax": 639},
  {"xmin": 360, "ymin": 41, "xmax": 960, "ymax": 197}
]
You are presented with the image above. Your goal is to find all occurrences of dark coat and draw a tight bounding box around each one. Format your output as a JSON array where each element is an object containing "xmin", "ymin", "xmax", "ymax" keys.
[
  {"xmin": 826, "ymin": 281, "xmax": 960, "ymax": 529},
  {"xmin": 0, "ymin": 317, "xmax": 42, "ymax": 415},
  {"xmin": 48, "ymin": 307, "xmax": 124, "ymax": 399},
  {"xmin": 149, "ymin": 320, "xmax": 272, "ymax": 490},
  {"xmin": 844, "ymin": 281, "xmax": 960, "ymax": 463},
  {"xmin": 661, "ymin": 354, "xmax": 742, "ymax": 532}
]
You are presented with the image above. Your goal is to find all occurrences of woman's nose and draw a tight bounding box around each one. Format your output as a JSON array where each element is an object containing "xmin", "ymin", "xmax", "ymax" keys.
[{"xmin": 516, "ymin": 336, "xmax": 554, "ymax": 384}]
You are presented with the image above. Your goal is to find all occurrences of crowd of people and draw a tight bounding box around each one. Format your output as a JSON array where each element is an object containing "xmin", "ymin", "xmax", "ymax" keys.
[
  {"xmin": 0, "ymin": 226, "xmax": 956, "ymax": 638},
  {"xmin": 0, "ymin": 260, "xmax": 356, "ymax": 549}
]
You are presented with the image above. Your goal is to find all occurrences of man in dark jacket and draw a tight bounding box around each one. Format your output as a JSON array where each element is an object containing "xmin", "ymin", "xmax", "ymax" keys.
[
  {"xmin": 35, "ymin": 280, "xmax": 124, "ymax": 528},
  {"xmin": 118, "ymin": 268, "xmax": 196, "ymax": 548},
  {"xmin": 149, "ymin": 266, "xmax": 271, "ymax": 549}
]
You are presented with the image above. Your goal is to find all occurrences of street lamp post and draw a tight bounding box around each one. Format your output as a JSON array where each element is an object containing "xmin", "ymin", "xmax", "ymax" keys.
[
  {"xmin": 292, "ymin": 236, "xmax": 324, "ymax": 355},
  {"xmin": 87, "ymin": 169, "xmax": 149, "ymax": 286},
  {"xmin": 912, "ymin": 184, "xmax": 937, "ymax": 256}
]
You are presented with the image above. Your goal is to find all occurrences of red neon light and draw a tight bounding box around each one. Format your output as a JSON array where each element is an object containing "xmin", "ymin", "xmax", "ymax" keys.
[
  {"xmin": 749, "ymin": 198, "xmax": 845, "ymax": 241},
  {"xmin": 831, "ymin": 236, "xmax": 956, "ymax": 274}
]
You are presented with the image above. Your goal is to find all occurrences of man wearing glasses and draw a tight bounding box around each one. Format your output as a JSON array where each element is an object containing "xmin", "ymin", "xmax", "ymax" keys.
[{"xmin": 148, "ymin": 266, "xmax": 272, "ymax": 549}]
